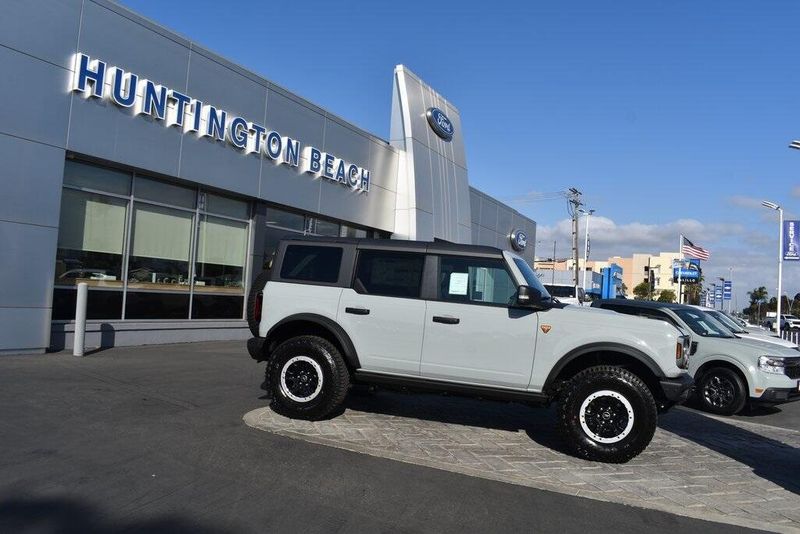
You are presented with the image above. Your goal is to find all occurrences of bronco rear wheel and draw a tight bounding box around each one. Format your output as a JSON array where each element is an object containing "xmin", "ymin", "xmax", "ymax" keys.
[
  {"xmin": 268, "ymin": 335, "xmax": 350, "ymax": 420},
  {"xmin": 558, "ymin": 365, "xmax": 657, "ymax": 463}
]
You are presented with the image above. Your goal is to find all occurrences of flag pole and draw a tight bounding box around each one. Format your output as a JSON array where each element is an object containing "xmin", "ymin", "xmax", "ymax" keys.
[{"xmin": 678, "ymin": 234, "xmax": 683, "ymax": 304}]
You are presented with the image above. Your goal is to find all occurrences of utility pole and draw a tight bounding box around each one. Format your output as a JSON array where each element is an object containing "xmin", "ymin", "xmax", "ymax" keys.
[
  {"xmin": 568, "ymin": 188, "xmax": 583, "ymax": 299},
  {"xmin": 580, "ymin": 208, "xmax": 595, "ymax": 301},
  {"xmin": 552, "ymin": 241, "xmax": 556, "ymax": 285}
]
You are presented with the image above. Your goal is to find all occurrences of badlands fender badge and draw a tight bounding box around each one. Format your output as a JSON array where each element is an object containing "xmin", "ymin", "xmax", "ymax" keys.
[{"xmin": 541, "ymin": 325, "xmax": 552, "ymax": 334}]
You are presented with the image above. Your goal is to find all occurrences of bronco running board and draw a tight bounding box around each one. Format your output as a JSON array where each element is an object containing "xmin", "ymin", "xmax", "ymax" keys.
[{"xmin": 353, "ymin": 370, "xmax": 550, "ymax": 405}]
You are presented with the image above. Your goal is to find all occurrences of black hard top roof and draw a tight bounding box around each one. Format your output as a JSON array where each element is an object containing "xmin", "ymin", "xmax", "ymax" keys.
[
  {"xmin": 592, "ymin": 299, "xmax": 692, "ymax": 311},
  {"xmin": 277, "ymin": 235, "xmax": 505, "ymax": 257}
]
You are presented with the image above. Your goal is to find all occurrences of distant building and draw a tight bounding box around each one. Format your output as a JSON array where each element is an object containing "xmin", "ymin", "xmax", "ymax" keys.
[
  {"xmin": 609, "ymin": 252, "xmax": 680, "ymax": 297},
  {"xmin": 535, "ymin": 252, "xmax": 681, "ymax": 298},
  {"xmin": 533, "ymin": 258, "xmax": 622, "ymax": 298}
]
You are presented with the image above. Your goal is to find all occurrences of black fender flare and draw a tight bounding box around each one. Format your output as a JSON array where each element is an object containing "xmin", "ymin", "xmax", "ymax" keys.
[
  {"xmin": 543, "ymin": 342, "xmax": 666, "ymax": 390},
  {"xmin": 265, "ymin": 313, "xmax": 360, "ymax": 369}
]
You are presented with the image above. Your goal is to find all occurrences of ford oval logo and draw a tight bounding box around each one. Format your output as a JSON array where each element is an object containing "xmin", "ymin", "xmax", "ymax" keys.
[
  {"xmin": 510, "ymin": 229, "xmax": 528, "ymax": 251},
  {"xmin": 426, "ymin": 107, "xmax": 454, "ymax": 141}
]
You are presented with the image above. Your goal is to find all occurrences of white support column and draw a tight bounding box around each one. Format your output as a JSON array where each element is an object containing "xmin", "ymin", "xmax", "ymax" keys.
[{"xmin": 73, "ymin": 282, "xmax": 88, "ymax": 357}]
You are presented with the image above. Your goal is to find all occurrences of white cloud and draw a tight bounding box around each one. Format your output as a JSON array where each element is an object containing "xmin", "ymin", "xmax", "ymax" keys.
[
  {"xmin": 534, "ymin": 215, "xmax": 799, "ymax": 310},
  {"xmin": 537, "ymin": 216, "xmax": 742, "ymax": 259}
]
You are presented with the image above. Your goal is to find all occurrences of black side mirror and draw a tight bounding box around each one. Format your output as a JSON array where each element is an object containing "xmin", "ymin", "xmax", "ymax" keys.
[{"xmin": 516, "ymin": 285, "xmax": 543, "ymax": 307}]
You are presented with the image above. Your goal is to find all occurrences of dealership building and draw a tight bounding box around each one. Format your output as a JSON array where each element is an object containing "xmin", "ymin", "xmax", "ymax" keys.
[{"xmin": 0, "ymin": 0, "xmax": 537, "ymax": 354}]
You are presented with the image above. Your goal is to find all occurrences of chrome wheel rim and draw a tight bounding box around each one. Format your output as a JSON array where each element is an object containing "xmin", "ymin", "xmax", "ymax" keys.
[
  {"xmin": 579, "ymin": 390, "xmax": 635, "ymax": 444},
  {"xmin": 280, "ymin": 356, "xmax": 323, "ymax": 402}
]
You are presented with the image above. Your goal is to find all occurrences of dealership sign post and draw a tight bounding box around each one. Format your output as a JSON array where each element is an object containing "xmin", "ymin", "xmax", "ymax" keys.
[
  {"xmin": 672, "ymin": 259, "xmax": 701, "ymax": 283},
  {"xmin": 784, "ymin": 220, "xmax": 800, "ymax": 261}
]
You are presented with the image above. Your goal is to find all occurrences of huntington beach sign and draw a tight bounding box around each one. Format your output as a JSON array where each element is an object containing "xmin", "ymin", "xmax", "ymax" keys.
[{"xmin": 70, "ymin": 53, "xmax": 371, "ymax": 192}]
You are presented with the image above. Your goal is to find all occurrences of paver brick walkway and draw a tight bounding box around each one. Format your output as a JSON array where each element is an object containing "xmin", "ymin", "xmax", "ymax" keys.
[{"xmin": 244, "ymin": 391, "xmax": 800, "ymax": 532}]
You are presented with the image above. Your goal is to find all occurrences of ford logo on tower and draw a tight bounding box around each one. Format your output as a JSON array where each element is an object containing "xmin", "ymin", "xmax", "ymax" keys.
[
  {"xmin": 510, "ymin": 229, "xmax": 528, "ymax": 251},
  {"xmin": 426, "ymin": 107, "xmax": 454, "ymax": 141}
]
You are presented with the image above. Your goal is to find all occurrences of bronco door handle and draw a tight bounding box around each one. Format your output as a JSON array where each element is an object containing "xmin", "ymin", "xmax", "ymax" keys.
[
  {"xmin": 345, "ymin": 307, "xmax": 370, "ymax": 315},
  {"xmin": 432, "ymin": 316, "xmax": 460, "ymax": 325}
]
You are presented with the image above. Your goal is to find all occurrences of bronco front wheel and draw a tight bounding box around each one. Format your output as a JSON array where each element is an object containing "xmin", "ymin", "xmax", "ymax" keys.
[{"xmin": 558, "ymin": 366, "xmax": 657, "ymax": 463}]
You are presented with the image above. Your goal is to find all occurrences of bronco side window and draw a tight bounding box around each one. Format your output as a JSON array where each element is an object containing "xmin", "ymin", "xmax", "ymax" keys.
[
  {"xmin": 438, "ymin": 256, "xmax": 517, "ymax": 306},
  {"xmin": 353, "ymin": 250, "xmax": 424, "ymax": 298},
  {"xmin": 280, "ymin": 245, "xmax": 342, "ymax": 283}
]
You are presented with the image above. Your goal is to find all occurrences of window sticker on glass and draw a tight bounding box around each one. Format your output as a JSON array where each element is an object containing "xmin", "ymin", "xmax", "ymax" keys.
[{"xmin": 448, "ymin": 272, "xmax": 469, "ymax": 295}]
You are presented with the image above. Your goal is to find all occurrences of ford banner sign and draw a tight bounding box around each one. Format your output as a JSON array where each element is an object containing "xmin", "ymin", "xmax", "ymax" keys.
[
  {"xmin": 784, "ymin": 220, "xmax": 800, "ymax": 261},
  {"xmin": 426, "ymin": 107, "xmax": 454, "ymax": 141}
]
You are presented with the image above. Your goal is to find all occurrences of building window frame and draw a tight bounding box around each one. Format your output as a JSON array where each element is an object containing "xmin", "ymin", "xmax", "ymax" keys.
[{"xmin": 54, "ymin": 159, "xmax": 253, "ymax": 322}]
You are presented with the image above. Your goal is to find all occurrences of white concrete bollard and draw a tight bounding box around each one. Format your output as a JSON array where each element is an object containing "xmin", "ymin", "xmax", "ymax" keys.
[{"xmin": 73, "ymin": 282, "xmax": 88, "ymax": 356}]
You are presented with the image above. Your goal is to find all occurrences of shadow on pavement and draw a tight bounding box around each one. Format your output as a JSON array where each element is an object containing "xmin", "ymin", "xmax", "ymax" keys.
[
  {"xmin": 0, "ymin": 496, "xmax": 234, "ymax": 534},
  {"xmin": 659, "ymin": 408, "xmax": 800, "ymax": 495},
  {"xmin": 338, "ymin": 389, "xmax": 800, "ymax": 494},
  {"xmin": 342, "ymin": 390, "xmax": 569, "ymax": 452}
]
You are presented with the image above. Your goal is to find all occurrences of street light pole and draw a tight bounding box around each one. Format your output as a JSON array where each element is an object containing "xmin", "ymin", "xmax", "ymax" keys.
[
  {"xmin": 729, "ymin": 267, "xmax": 733, "ymax": 313},
  {"xmin": 580, "ymin": 209, "xmax": 595, "ymax": 299},
  {"xmin": 762, "ymin": 200, "xmax": 783, "ymax": 332}
]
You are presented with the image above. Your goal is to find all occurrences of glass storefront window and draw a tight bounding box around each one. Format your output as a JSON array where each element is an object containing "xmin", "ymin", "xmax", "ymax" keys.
[
  {"xmin": 265, "ymin": 207, "xmax": 305, "ymax": 231},
  {"xmin": 127, "ymin": 202, "xmax": 193, "ymax": 290},
  {"xmin": 340, "ymin": 225, "xmax": 368, "ymax": 238},
  {"xmin": 55, "ymin": 189, "xmax": 127, "ymax": 289},
  {"xmin": 194, "ymin": 215, "xmax": 248, "ymax": 294},
  {"xmin": 313, "ymin": 218, "xmax": 340, "ymax": 237},
  {"xmin": 64, "ymin": 160, "xmax": 131, "ymax": 196},
  {"xmin": 206, "ymin": 193, "xmax": 249, "ymax": 219},
  {"xmin": 125, "ymin": 291, "xmax": 190, "ymax": 320},
  {"xmin": 52, "ymin": 288, "xmax": 123, "ymax": 320},
  {"xmin": 134, "ymin": 176, "xmax": 196, "ymax": 209}
]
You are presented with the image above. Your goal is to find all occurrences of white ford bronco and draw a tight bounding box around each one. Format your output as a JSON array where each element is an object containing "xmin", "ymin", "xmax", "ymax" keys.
[{"xmin": 247, "ymin": 238, "xmax": 693, "ymax": 463}]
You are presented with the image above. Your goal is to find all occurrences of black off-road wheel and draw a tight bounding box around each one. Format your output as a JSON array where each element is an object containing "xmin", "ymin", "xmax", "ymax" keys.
[
  {"xmin": 268, "ymin": 335, "xmax": 350, "ymax": 420},
  {"xmin": 696, "ymin": 367, "xmax": 747, "ymax": 416},
  {"xmin": 558, "ymin": 366, "xmax": 657, "ymax": 463},
  {"xmin": 246, "ymin": 270, "xmax": 271, "ymax": 337}
]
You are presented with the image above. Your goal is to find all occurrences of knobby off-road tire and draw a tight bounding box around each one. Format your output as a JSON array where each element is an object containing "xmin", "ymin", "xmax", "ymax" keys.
[
  {"xmin": 696, "ymin": 367, "xmax": 747, "ymax": 416},
  {"xmin": 246, "ymin": 270, "xmax": 271, "ymax": 337},
  {"xmin": 268, "ymin": 335, "xmax": 350, "ymax": 421},
  {"xmin": 558, "ymin": 365, "xmax": 657, "ymax": 463}
]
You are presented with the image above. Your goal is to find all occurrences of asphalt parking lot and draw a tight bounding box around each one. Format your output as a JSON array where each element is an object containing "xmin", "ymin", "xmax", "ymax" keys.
[{"xmin": 1, "ymin": 341, "xmax": 796, "ymax": 533}]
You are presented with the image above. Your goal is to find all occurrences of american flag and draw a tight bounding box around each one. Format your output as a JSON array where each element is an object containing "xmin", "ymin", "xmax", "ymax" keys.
[{"xmin": 682, "ymin": 237, "xmax": 710, "ymax": 261}]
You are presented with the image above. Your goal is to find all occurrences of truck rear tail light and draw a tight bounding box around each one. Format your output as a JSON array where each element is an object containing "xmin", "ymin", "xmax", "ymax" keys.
[{"xmin": 254, "ymin": 292, "xmax": 263, "ymax": 323}]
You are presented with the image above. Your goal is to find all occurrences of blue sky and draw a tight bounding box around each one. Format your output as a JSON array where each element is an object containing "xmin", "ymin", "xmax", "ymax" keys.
[{"xmin": 121, "ymin": 0, "xmax": 800, "ymax": 306}]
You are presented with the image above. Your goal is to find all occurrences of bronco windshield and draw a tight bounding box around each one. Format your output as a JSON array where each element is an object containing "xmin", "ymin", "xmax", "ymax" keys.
[
  {"xmin": 674, "ymin": 309, "xmax": 735, "ymax": 338},
  {"xmin": 511, "ymin": 257, "xmax": 552, "ymax": 301}
]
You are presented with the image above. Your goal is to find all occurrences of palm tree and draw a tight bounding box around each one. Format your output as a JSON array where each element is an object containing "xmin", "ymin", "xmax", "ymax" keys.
[{"xmin": 747, "ymin": 286, "xmax": 769, "ymax": 322}]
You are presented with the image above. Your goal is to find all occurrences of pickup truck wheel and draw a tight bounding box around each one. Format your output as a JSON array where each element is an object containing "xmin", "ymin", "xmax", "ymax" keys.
[
  {"xmin": 246, "ymin": 271, "xmax": 271, "ymax": 337},
  {"xmin": 558, "ymin": 366, "xmax": 657, "ymax": 463},
  {"xmin": 268, "ymin": 335, "xmax": 350, "ymax": 420},
  {"xmin": 696, "ymin": 367, "xmax": 747, "ymax": 416}
]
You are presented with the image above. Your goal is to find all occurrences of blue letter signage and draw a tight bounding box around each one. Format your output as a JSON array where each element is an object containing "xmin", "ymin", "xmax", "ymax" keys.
[{"xmin": 70, "ymin": 53, "xmax": 371, "ymax": 193}]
